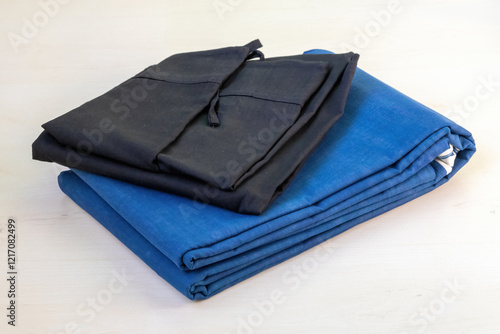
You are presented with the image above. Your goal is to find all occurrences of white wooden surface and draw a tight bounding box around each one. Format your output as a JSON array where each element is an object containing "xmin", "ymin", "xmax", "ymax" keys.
[{"xmin": 1, "ymin": 1, "xmax": 499, "ymax": 333}]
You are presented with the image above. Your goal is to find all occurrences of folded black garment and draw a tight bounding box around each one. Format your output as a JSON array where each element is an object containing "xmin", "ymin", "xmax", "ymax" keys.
[
  {"xmin": 56, "ymin": 56, "xmax": 476, "ymax": 300},
  {"xmin": 32, "ymin": 40, "xmax": 359, "ymax": 214}
]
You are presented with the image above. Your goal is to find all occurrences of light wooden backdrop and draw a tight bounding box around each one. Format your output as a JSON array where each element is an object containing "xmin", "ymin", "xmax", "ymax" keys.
[{"xmin": 1, "ymin": 1, "xmax": 499, "ymax": 333}]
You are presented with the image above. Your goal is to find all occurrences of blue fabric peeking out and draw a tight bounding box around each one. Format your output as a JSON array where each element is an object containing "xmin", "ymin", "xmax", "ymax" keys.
[{"xmin": 57, "ymin": 50, "xmax": 475, "ymax": 300}]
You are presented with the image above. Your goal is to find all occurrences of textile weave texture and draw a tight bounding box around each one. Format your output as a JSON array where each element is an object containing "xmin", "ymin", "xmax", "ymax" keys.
[
  {"xmin": 56, "ymin": 49, "xmax": 475, "ymax": 300},
  {"xmin": 33, "ymin": 41, "xmax": 359, "ymax": 214}
]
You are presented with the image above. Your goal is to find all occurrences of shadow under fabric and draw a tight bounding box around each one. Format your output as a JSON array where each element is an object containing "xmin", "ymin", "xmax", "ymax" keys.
[{"xmin": 56, "ymin": 50, "xmax": 475, "ymax": 300}]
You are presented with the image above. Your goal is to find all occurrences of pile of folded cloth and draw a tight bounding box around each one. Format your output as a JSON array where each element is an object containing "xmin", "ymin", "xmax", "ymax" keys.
[{"xmin": 32, "ymin": 40, "xmax": 476, "ymax": 300}]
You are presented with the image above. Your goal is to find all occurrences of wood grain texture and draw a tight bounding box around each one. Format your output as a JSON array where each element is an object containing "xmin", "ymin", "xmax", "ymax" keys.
[{"xmin": 1, "ymin": 1, "xmax": 499, "ymax": 333}]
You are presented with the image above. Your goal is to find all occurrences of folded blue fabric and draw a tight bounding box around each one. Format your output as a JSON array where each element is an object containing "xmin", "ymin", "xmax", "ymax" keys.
[{"xmin": 57, "ymin": 50, "xmax": 475, "ymax": 300}]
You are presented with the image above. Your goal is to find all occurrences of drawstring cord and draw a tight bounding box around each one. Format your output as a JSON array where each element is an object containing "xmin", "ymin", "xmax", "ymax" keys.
[
  {"xmin": 207, "ymin": 89, "xmax": 221, "ymax": 127},
  {"xmin": 207, "ymin": 39, "xmax": 265, "ymax": 127}
]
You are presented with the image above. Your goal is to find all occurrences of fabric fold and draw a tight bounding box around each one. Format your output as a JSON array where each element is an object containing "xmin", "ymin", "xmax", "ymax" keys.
[
  {"xmin": 56, "ymin": 54, "xmax": 475, "ymax": 300},
  {"xmin": 32, "ymin": 41, "xmax": 360, "ymax": 214}
]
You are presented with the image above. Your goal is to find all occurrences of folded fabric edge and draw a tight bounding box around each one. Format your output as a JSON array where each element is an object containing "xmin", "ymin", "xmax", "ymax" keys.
[
  {"xmin": 58, "ymin": 160, "xmax": 463, "ymax": 300},
  {"xmin": 180, "ymin": 125, "xmax": 475, "ymax": 270},
  {"xmin": 52, "ymin": 48, "xmax": 477, "ymax": 301},
  {"xmin": 232, "ymin": 52, "xmax": 360, "ymax": 192},
  {"xmin": 57, "ymin": 170, "xmax": 200, "ymax": 300},
  {"xmin": 32, "ymin": 52, "xmax": 360, "ymax": 216},
  {"xmin": 57, "ymin": 60, "xmax": 476, "ymax": 274}
]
